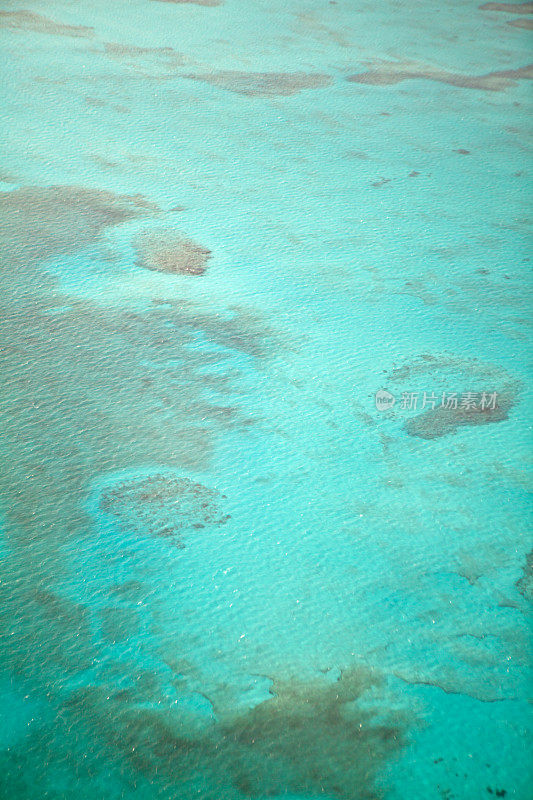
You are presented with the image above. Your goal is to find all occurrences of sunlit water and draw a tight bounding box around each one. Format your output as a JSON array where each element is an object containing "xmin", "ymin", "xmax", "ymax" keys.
[{"xmin": 0, "ymin": 1, "xmax": 531, "ymax": 798}]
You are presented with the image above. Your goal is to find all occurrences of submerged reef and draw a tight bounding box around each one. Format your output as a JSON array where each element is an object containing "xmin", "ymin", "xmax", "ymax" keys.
[
  {"xmin": 0, "ymin": 185, "xmax": 158, "ymax": 270},
  {"xmin": 516, "ymin": 550, "xmax": 532, "ymax": 600},
  {"xmin": 103, "ymin": 41, "xmax": 185, "ymax": 72},
  {"xmin": 405, "ymin": 393, "xmax": 513, "ymax": 439},
  {"xmin": 98, "ymin": 473, "xmax": 229, "ymax": 547},
  {"xmin": 508, "ymin": 17, "xmax": 533, "ymax": 26},
  {"xmin": 98, "ymin": 605, "xmax": 141, "ymax": 644},
  {"xmin": 152, "ymin": 0, "xmax": 222, "ymax": 5},
  {"xmin": 384, "ymin": 354, "xmax": 520, "ymax": 439},
  {"xmin": 0, "ymin": 10, "xmax": 94, "ymax": 38},
  {"xmin": 479, "ymin": 2, "xmax": 533, "ymax": 12},
  {"xmin": 183, "ymin": 71, "xmax": 333, "ymax": 96},
  {"xmin": 53, "ymin": 664, "xmax": 408, "ymax": 800},
  {"xmin": 347, "ymin": 61, "xmax": 533, "ymax": 91},
  {"xmin": 134, "ymin": 228, "xmax": 211, "ymax": 275}
]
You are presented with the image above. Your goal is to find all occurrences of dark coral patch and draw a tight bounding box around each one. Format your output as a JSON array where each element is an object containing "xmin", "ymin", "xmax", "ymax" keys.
[
  {"xmin": 347, "ymin": 62, "xmax": 533, "ymax": 91},
  {"xmin": 152, "ymin": 0, "xmax": 222, "ymax": 5},
  {"xmin": 479, "ymin": 2, "xmax": 533, "ymax": 12},
  {"xmin": 0, "ymin": 185, "xmax": 158, "ymax": 269},
  {"xmin": 372, "ymin": 177, "xmax": 391, "ymax": 187},
  {"xmin": 217, "ymin": 668, "xmax": 406, "ymax": 799},
  {"xmin": 34, "ymin": 589, "xmax": 88, "ymax": 630},
  {"xmin": 103, "ymin": 41, "xmax": 184, "ymax": 71},
  {"xmin": 62, "ymin": 664, "xmax": 409, "ymax": 800},
  {"xmin": 405, "ymin": 394, "xmax": 513, "ymax": 439},
  {"xmin": 184, "ymin": 71, "xmax": 333, "ymax": 96},
  {"xmin": 0, "ymin": 10, "xmax": 94, "ymax": 37},
  {"xmin": 98, "ymin": 473, "xmax": 229, "ymax": 547},
  {"xmin": 515, "ymin": 550, "xmax": 532, "ymax": 600},
  {"xmin": 508, "ymin": 17, "xmax": 533, "ymax": 26},
  {"xmin": 0, "ymin": 584, "xmax": 94, "ymax": 678},
  {"xmin": 134, "ymin": 228, "xmax": 211, "ymax": 275},
  {"xmin": 99, "ymin": 606, "xmax": 141, "ymax": 643}
]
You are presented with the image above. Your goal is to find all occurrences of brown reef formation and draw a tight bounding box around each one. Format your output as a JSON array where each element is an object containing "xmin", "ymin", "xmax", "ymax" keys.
[
  {"xmin": 508, "ymin": 17, "xmax": 533, "ymax": 27},
  {"xmin": 516, "ymin": 550, "xmax": 532, "ymax": 600},
  {"xmin": 134, "ymin": 228, "xmax": 211, "ymax": 275},
  {"xmin": 347, "ymin": 61, "xmax": 533, "ymax": 91},
  {"xmin": 55, "ymin": 664, "xmax": 409, "ymax": 800},
  {"xmin": 404, "ymin": 393, "xmax": 513, "ymax": 439},
  {"xmin": 184, "ymin": 70, "xmax": 333, "ymax": 96},
  {"xmin": 479, "ymin": 2, "xmax": 533, "ymax": 12},
  {"xmin": 0, "ymin": 10, "xmax": 94, "ymax": 38},
  {"xmin": 98, "ymin": 473, "xmax": 229, "ymax": 547},
  {"xmin": 152, "ymin": 0, "xmax": 222, "ymax": 5},
  {"xmin": 0, "ymin": 185, "xmax": 158, "ymax": 270},
  {"xmin": 384, "ymin": 354, "xmax": 520, "ymax": 440},
  {"xmin": 103, "ymin": 41, "xmax": 185, "ymax": 72}
]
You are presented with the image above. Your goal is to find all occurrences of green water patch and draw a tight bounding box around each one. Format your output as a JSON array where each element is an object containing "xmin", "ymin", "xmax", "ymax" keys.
[{"xmin": 0, "ymin": 675, "xmax": 51, "ymax": 753}]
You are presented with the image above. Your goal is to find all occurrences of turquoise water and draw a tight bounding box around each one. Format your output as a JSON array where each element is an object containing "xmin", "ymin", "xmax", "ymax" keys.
[{"xmin": 0, "ymin": 1, "xmax": 532, "ymax": 798}]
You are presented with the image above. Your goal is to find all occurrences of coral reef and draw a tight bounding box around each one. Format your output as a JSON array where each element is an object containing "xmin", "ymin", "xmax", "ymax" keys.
[
  {"xmin": 347, "ymin": 61, "xmax": 533, "ymax": 91},
  {"xmin": 515, "ymin": 549, "xmax": 532, "ymax": 600},
  {"xmin": 508, "ymin": 17, "xmax": 533, "ymax": 27},
  {"xmin": 479, "ymin": 2, "xmax": 533, "ymax": 12},
  {"xmin": 98, "ymin": 473, "xmax": 229, "ymax": 547},
  {"xmin": 103, "ymin": 42, "xmax": 185, "ymax": 72},
  {"xmin": 152, "ymin": 0, "xmax": 222, "ymax": 5},
  {"xmin": 383, "ymin": 354, "xmax": 520, "ymax": 439},
  {"xmin": 58, "ymin": 664, "xmax": 408, "ymax": 800},
  {"xmin": 134, "ymin": 228, "xmax": 211, "ymax": 275},
  {"xmin": 0, "ymin": 185, "xmax": 158, "ymax": 269},
  {"xmin": 0, "ymin": 10, "xmax": 94, "ymax": 38},
  {"xmin": 184, "ymin": 71, "xmax": 333, "ymax": 96},
  {"xmin": 404, "ymin": 393, "xmax": 513, "ymax": 439}
]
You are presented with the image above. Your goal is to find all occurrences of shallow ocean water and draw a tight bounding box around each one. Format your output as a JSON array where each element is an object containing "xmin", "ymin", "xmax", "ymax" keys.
[{"xmin": 0, "ymin": 1, "xmax": 531, "ymax": 798}]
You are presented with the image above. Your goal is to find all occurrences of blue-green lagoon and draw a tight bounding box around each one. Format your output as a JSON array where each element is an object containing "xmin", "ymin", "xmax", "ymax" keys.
[{"xmin": 0, "ymin": 1, "xmax": 531, "ymax": 798}]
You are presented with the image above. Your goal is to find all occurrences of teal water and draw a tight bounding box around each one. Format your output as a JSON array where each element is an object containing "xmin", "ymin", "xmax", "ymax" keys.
[{"xmin": 0, "ymin": 1, "xmax": 532, "ymax": 798}]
